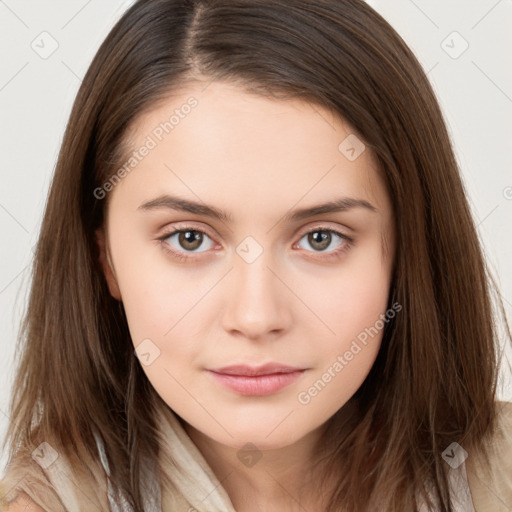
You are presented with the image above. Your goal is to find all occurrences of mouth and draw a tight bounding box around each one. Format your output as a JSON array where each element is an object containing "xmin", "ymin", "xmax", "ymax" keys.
[{"xmin": 207, "ymin": 363, "xmax": 307, "ymax": 396}]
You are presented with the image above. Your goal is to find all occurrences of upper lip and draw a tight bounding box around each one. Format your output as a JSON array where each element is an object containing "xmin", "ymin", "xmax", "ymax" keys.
[{"xmin": 209, "ymin": 363, "xmax": 304, "ymax": 376}]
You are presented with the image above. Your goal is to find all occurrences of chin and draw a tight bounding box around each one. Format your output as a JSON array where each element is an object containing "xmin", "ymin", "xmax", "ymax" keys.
[
  {"xmin": 222, "ymin": 435, "xmax": 299, "ymax": 453},
  {"xmin": 213, "ymin": 422, "xmax": 311, "ymax": 451}
]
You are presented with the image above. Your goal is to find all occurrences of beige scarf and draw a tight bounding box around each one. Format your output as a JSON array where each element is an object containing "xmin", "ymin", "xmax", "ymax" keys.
[
  {"xmin": 1, "ymin": 402, "xmax": 511, "ymax": 511},
  {"xmin": 0, "ymin": 404, "xmax": 236, "ymax": 512}
]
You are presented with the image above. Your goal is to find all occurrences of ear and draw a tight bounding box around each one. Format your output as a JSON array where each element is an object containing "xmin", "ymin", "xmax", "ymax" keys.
[{"xmin": 95, "ymin": 228, "xmax": 122, "ymax": 301}]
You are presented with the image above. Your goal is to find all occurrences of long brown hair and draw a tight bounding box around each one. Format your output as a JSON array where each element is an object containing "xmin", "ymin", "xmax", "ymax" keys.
[{"xmin": 2, "ymin": 0, "xmax": 509, "ymax": 510}]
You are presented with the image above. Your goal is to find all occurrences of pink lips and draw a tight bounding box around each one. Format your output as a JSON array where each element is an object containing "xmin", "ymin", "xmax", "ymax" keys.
[{"xmin": 207, "ymin": 363, "xmax": 306, "ymax": 396}]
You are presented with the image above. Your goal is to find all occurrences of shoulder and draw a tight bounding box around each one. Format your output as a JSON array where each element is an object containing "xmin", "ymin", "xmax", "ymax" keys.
[
  {"xmin": 466, "ymin": 401, "xmax": 512, "ymax": 510},
  {"xmin": 1, "ymin": 432, "xmax": 110, "ymax": 512},
  {"xmin": 4, "ymin": 492, "xmax": 46, "ymax": 511}
]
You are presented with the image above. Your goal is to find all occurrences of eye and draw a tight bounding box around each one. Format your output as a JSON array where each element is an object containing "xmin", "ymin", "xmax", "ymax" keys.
[
  {"xmin": 294, "ymin": 227, "xmax": 353, "ymax": 260},
  {"xmin": 157, "ymin": 226, "xmax": 217, "ymax": 262}
]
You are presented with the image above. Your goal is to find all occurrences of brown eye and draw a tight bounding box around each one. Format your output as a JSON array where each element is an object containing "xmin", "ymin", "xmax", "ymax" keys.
[
  {"xmin": 297, "ymin": 229, "xmax": 347, "ymax": 253},
  {"xmin": 176, "ymin": 230, "xmax": 203, "ymax": 251},
  {"xmin": 159, "ymin": 227, "xmax": 216, "ymax": 258},
  {"xmin": 306, "ymin": 230, "xmax": 332, "ymax": 251},
  {"xmin": 294, "ymin": 226, "xmax": 354, "ymax": 261}
]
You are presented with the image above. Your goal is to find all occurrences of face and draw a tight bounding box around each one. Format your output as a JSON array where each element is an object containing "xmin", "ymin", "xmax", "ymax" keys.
[{"xmin": 96, "ymin": 80, "xmax": 395, "ymax": 452}]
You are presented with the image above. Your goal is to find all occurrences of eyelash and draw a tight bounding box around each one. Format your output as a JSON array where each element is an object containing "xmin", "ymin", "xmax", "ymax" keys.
[{"xmin": 156, "ymin": 224, "xmax": 354, "ymax": 263}]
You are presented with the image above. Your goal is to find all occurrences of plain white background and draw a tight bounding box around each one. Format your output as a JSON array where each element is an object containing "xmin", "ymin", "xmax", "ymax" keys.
[{"xmin": 1, "ymin": 0, "xmax": 511, "ymax": 474}]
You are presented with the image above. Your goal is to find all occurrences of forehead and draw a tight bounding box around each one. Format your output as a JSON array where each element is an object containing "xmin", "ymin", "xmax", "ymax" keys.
[{"xmin": 110, "ymin": 80, "xmax": 390, "ymax": 218}]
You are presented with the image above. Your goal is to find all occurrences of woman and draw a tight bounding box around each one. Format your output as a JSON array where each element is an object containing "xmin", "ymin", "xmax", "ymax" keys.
[{"xmin": 1, "ymin": 0, "xmax": 511, "ymax": 510}]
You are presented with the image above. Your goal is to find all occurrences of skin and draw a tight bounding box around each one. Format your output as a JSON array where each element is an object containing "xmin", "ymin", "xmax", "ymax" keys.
[{"xmin": 96, "ymin": 80, "xmax": 395, "ymax": 511}]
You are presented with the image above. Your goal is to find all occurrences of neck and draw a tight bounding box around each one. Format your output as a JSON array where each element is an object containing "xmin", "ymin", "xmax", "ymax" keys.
[{"xmin": 179, "ymin": 416, "xmax": 337, "ymax": 512}]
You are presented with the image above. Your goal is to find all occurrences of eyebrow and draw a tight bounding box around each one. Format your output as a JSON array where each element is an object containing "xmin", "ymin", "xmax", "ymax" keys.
[{"xmin": 137, "ymin": 194, "xmax": 377, "ymax": 223}]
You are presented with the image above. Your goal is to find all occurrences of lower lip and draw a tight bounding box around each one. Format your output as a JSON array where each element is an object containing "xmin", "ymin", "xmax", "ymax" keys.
[{"xmin": 208, "ymin": 370, "xmax": 306, "ymax": 396}]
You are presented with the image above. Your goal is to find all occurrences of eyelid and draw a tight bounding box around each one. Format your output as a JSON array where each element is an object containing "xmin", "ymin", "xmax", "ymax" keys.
[
  {"xmin": 159, "ymin": 219, "xmax": 352, "ymax": 238},
  {"xmin": 158, "ymin": 221, "xmax": 351, "ymax": 242},
  {"xmin": 158, "ymin": 222, "xmax": 219, "ymax": 242},
  {"xmin": 295, "ymin": 221, "xmax": 353, "ymax": 238}
]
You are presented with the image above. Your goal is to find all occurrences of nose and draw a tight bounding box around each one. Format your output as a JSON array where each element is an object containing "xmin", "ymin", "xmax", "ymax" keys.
[{"xmin": 220, "ymin": 247, "xmax": 292, "ymax": 341}]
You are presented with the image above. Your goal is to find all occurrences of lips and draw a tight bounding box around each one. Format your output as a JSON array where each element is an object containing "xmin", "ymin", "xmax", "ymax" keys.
[
  {"xmin": 209, "ymin": 363, "xmax": 304, "ymax": 376},
  {"xmin": 206, "ymin": 363, "xmax": 307, "ymax": 396}
]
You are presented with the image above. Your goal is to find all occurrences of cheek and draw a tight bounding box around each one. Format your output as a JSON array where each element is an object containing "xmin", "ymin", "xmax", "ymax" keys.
[
  {"xmin": 117, "ymin": 266, "xmax": 204, "ymax": 407},
  {"xmin": 295, "ymin": 270, "xmax": 390, "ymax": 413},
  {"xmin": 294, "ymin": 245, "xmax": 392, "ymax": 408},
  {"xmin": 112, "ymin": 237, "xmax": 204, "ymax": 342},
  {"xmin": 302, "ymin": 247, "xmax": 392, "ymax": 351},
  {"xmin": 115, "ymin": 253, "xmax": 217, "ymax": 391}
]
